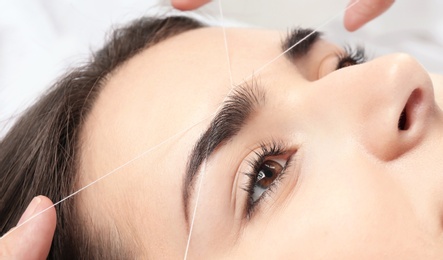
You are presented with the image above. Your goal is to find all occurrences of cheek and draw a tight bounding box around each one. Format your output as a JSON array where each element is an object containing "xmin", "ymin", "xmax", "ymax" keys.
[
  {"xmin": 294, "ymin": 88, "xmax": 355, "ymax": 138},
  {"xmin": 230, "ymin": 143, "xmax": 419, "ymax": 258}
]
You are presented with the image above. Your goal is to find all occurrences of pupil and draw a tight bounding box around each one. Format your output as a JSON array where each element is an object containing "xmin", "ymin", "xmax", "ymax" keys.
[{"xmin": 263, "ymin": 164, "xmax": 274, "ymax": 178}]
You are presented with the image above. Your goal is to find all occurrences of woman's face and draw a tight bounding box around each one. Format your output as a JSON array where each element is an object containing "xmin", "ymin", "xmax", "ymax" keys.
[{"xmin": 79, "ymin": 26, "xmax": 443, "ymax": 258}]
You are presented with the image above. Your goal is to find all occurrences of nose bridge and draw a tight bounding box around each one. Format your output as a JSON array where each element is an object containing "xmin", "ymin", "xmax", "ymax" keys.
[
  {"xmin": 364, "ymin": 53, "xmax": 429, "ymax": 97},
  {"xmin": 343, "ymin": 54, "xmax": 428, "ymax": 110},
  {"xmin": 297, "ymin": 53, "xmax": 435, "ymax": 161}
]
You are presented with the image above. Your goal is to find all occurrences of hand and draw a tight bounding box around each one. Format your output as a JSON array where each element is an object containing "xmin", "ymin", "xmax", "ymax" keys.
[
  {"xmin": 171, "ymin": 0, "xmax": 210, "ymax": 10},
  {"xmin": 171, "ymin": 0, "xmax": 396, "ymax": 33},
  {"xmin": 344, "ymin": 0, "xmax": 395, "ymax": 31},
  {"xmin": 0, "ymin": 196, "xmax": 56, "ymax": 260}
]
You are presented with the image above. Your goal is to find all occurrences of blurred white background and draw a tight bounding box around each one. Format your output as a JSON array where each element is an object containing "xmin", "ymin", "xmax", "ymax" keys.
[{"xmin": 1, "ymin": 0, "xmax": 442, "ymax": 136}]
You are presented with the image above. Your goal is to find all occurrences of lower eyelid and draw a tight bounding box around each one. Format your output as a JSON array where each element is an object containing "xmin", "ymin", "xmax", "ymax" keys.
[{"xmin": 246, "ymin": 169, "xmax": 286, "ymax": 219}]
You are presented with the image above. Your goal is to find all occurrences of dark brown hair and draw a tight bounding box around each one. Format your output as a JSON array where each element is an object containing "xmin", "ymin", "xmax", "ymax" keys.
[{"xmin": 0, "ymin": 16, "xmax": 203, "ymax": 259}]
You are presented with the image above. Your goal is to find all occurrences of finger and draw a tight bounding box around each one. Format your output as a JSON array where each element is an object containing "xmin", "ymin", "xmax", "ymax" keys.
[
  {"xmin": 344, "ymin": 0, "xmax": 395, "ymax": 32},
  {"xmin": 0, "ymin": 196, "xmax": 56, "ymax": 260},
  {"xmin": 171, "ymin": 0, "xmax": 211, "ymax": 10}
]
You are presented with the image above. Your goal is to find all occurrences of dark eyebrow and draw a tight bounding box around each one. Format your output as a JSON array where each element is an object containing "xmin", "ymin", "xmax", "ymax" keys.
[
  {"xmin": 182, "ymin": 83, "xmax": 265, "ymax": 223},
  {"xmin": 182, "ymin": 28, "xmax": 320, "ymax": 224},
  {"xmin": 282, "ymin": 28, "xmax": 321, "ymax": 60}
]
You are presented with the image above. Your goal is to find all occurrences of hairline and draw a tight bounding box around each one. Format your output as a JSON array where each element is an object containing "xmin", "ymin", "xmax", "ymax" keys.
[{"xmin": 73, "ymin": 16, "xmax": 207, "ymax": 258}]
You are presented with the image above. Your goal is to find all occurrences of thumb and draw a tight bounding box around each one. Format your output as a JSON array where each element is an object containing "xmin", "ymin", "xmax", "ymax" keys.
[
  {"xmin": 344, "ymin": 0, "xmax": 395, "ymax": 32},
  {"xmin": 0, "ymin": 196, "xmax": 56, "ymax": 260}
]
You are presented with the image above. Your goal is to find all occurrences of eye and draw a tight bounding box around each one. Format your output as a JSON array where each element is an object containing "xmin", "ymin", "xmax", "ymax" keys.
[
  {"xmin": 252, "ymin": 159, "xmax": 285, "ymax": 202},
  {"xmin": 336, "ymin": 45, "xmax": 367, "ymax": 70},
  {"xmin": 242, "ymin": 142, "xmax": 293, "ymax": 218}
]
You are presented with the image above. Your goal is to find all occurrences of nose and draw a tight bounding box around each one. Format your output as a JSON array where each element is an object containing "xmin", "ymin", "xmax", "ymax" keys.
[{"xmin": 316, "ymin": 53, "xmax": 436, "ymax": 161}]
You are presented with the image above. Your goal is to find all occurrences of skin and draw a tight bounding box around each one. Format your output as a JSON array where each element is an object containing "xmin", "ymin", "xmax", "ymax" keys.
[
  {"xmin": 74, "ymin": 27, "xmax": 443, "ymax": 259},
  {"xmin": 0, "ymin": 196, "xmax": 56, "ymax": 260},
  {"xmin": 0, "ymin": 1, "xmax": 398, "ymax": 257},
  {"xmin": 171, "ymin": 0, "xmax": 396, "ymax": 31},
  {"xmin": 344, "ymin": 0, "xmax": 395, "ymax": 31}
]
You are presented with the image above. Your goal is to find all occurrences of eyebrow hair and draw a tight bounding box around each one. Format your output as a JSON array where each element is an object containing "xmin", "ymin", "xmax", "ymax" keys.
[
  {"xmin": 182, "ymin": 28, "xmax": 320, "ymax": 223},
  {"xmin": 182, "ymin": 83, "xmax": 265, "ymax": 221},
  {"xmin": 282, "ymin": 28, "xmax": 321, "ymax": 61}
]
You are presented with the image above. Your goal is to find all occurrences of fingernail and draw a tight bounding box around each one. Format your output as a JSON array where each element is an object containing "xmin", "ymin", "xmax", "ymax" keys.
[{"xmin": 17, "ymin": 196, "xmax": 42, "ymax": 225}]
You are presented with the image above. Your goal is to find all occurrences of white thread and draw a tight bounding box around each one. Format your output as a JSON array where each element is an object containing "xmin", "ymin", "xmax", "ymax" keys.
[
  {"xmin": 217, "ymin": 0, "xmax": 234, "ymax": 88},
  {"xmin": 184, "ymin": 2, "xmax": 233, "ymax": 258},
  {"xmin": 243, "ymin": 0, "xmax": 361, "ymax": 82},
  {"xmin": 183, "ymin": 157, "xmax": 208, "ymax": 260},
  {"xmin": 2, "ymin": 0, "xmax": 363, "ymax": 248},
  {"xmin": 182, "ymin": 1, "xmax": 362, "ymax": 258},
  {"xmin": 0, "ymin": 112, "xmax": 217, "ymax": 240}
]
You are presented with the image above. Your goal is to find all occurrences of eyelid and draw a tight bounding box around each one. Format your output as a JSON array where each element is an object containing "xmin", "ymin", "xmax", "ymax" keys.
[
  {"xmin": 317, "ymin": 53, "xmax": 342, "ymax": 78},
  {"xmin": 318, "ymin": 45, "xmax": 367, "ymax": 78}
]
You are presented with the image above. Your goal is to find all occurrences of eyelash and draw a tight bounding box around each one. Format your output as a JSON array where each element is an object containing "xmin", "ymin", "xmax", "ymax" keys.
[
  {"xmin": 238, "ymin": 45, "xmax": 365, "ymax": 219},
  {"xmin": 242, "ymin": 141, "xmax": 293, "ymax": 219},
  {"xmin": 336, "ymin": 45, "xmax": 367, "ymax": 70}
]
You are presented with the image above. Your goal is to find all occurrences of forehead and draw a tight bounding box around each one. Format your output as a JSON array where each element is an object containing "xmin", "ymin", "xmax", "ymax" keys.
[
  {"xmin": 79, "ymin": 26, "xmax": 342, "ymax": 179},
  {"xmin": 76, "ymin": 25, "xmax": 357, "ymax": 255},
  {"xmin": 76, "ymin": 26, "xmax": 302, "ymax": 247},
  {"xmin": 86, "ymin": 29, "xmax": 291, "ymax": 137},
  {"xmin": 78, "ymin": 26, "xmax": 314, "ymax": 184}
]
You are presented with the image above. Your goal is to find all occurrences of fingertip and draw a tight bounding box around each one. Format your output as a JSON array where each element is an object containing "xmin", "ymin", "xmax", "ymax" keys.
[
  {"xmin": 5, "ymin": 196, "xmax": 56, "ymax": 260},
  {"xmin": 171, "ymin": 0, "xmax": 210, "ymax": 11},
  {"xmin": 22, "ymin": 196, "xmax": 56, "ymax": 258},
  {"xmin": 33, "ymin": 195, "xmax": 57, "ymax": 234},
  {"xmin": 343, "ymin": 0, "xmax": 395, "ymax": 32},
  {"xmin": 343, "ymin": 12, "xmax": 362, "ymax": 32},
  {"xmin": 0, "ymin": 196, "xmax": 56, "ymax": 259},
  {"xmin": 343, "ymin": 0, "xmax": 365, "ymax": 32}
]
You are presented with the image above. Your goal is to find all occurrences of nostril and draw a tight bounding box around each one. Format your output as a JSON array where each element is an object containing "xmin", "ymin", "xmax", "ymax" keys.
[
  {"xmin": 398, "ymin": 89, "xmax": 422, "ymax": 132},
  {"xmin": 398, "ymin": 108, "xmax": 407, "ymax": 130}
]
